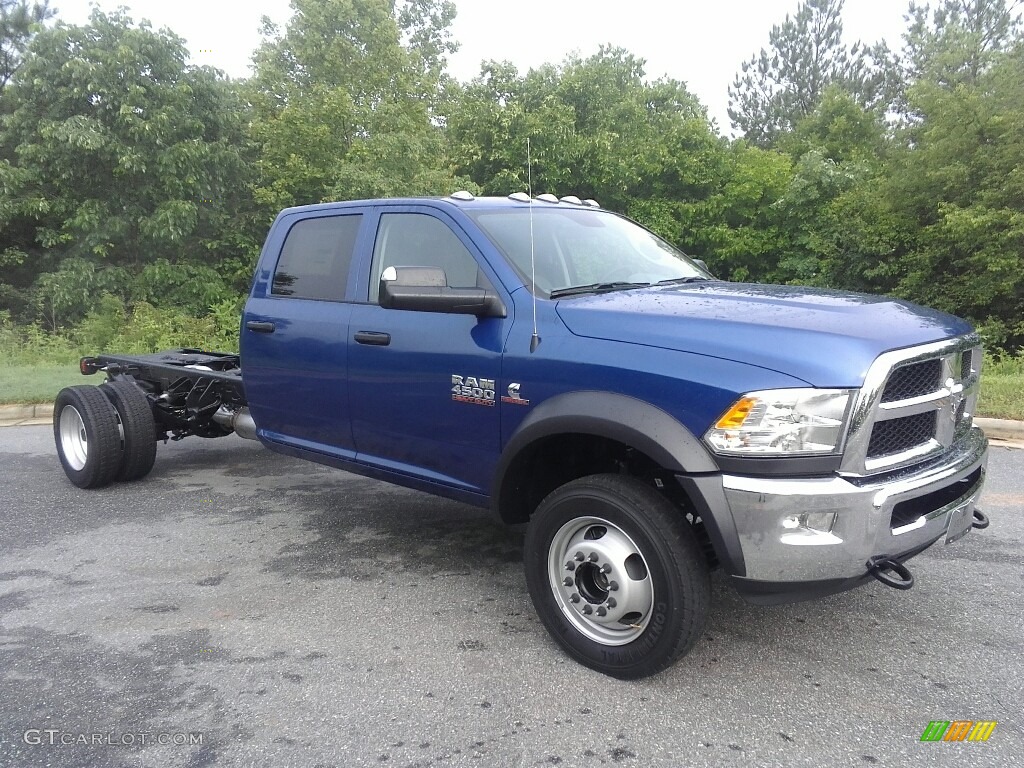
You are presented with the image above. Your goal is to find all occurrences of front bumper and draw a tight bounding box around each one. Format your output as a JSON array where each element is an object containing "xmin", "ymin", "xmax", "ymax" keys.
[{"xmin": 688, "ymin": 427, "xmax": 988, "ymax": 604}]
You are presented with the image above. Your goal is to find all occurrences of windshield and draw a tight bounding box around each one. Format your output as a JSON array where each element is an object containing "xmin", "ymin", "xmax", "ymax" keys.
[{"xmin": 469, "ymin": 207, "xmax": 709, "ymax": 297}]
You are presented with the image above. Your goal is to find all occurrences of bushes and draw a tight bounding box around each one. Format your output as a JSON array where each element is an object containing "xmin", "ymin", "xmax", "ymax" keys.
[
  {"xmin": 0, "ymin": 295, "xmax": 241, "ymax": 364},
  {"xmin": 74, "ymin": 296, "xmax": 241, "ymax": 354},
  {"xmin": 0, "ymin": 312, "xmax": 80, "ymax": 365},
  {"xmin": 25, "ymin": 257, "xmax": 235, "ymax": 332}
]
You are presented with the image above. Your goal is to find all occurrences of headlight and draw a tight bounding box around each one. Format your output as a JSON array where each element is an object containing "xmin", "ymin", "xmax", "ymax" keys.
[{"xmin": 704, "ymin": 389, "xmax": 852, "ymax": 456}]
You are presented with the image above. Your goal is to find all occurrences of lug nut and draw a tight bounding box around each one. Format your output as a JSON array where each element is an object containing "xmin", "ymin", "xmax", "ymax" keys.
[
  {"xmin": 565, "ymin": 561, "xmax": 575, "ymax": 571},
  {"xmin": 563, "ymin": 577, "xmax": 573, "ymax": 587},
  {"xmin": 582, "ymin": 605, "xmax": 593, "ymax": 615},
  {"xmin": 609, "ymin": 580, "xmax": 619, "ymax": 591},
  {"xmin": 597, "ymin": 606, "xmax": 607, "ymax": 617},
  {"xmin": 607, "ymin": 598, "xmax": 617, "ymax": 608},
  {"xmin": 587, "ymin": 552, "xmax": 599, "ymax": 562},
  {"xmin": 574, "ymin": 551, "xmax": 585, "ymax": 562},
  {"xmin": 569, "ymin": 593, "xmax": 580, "ymax": 603},
  {"xmin": 600, "ymin": 563, "xmax": 612, "ymax": 574}
]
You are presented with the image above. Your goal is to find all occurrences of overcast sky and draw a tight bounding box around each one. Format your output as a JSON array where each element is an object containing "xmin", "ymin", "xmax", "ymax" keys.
[{"xmin": 52, "ymin": 0, "xmax": 912, "ymax": 133}]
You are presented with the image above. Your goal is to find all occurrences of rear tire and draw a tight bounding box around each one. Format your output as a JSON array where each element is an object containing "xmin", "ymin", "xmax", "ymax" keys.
[
  {"xmin": 101, "ymin": 379, "xmax": 158, "ymax": 481},
  {"xmin": 524, "ymin": 474, "xmax": 710, "ymax": 679},
  {"xmin": 54, "ymin": 385, "xmax": 123, "ymax": 489}
]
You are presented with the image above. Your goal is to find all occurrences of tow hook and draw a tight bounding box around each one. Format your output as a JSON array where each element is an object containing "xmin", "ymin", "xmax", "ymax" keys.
[
  {"xmin": 972, "ymin": 509, "xmax": 990, "ymax": 530},
  {"xmin": 866, "ymin": 556, "xmax": 915, "ymax": 591}
]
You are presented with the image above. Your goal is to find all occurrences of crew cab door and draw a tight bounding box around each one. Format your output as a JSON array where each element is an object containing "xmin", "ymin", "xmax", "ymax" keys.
[
  {"xmin": 347, "ymin": 207, "xmax": 510, "ymax": 493},
  {"xmin": 242, "ymin": 210, "xmax": 368, "ymax": 454}
]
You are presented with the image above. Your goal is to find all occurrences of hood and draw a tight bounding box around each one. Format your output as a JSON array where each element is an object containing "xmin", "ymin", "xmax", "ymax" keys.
[{"xmin": 555, "ymin": 282, "xmax": 974, "ymax": 387}]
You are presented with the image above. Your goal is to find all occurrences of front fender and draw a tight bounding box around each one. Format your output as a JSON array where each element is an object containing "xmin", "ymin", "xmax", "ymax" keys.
[
  {"xmin": 493, "ymin": 391, "xmax": 718, "ymax": 510},
  {"xmin": 493, "ymin": 391, "xmax": 745, "ymax": 576}
]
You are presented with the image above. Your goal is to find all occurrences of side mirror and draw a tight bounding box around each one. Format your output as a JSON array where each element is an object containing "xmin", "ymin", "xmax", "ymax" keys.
[{"xmin": 379, "ymin": 266, "xmax": 506, "ymax": 318}]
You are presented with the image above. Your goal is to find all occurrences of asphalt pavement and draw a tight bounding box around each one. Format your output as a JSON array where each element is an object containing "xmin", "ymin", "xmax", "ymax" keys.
[{"xmin": 0, "ymin": 425, "xmax": 1021, "ymax": 767}]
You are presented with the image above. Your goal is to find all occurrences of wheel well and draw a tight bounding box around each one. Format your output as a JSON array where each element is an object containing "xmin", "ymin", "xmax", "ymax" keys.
[
  {"xmin": 496, "ymin": 433, "xmax": 669, "ymax": 522},
  {"xmin": 497, "ymin": 433, "xmax": 719, "ymax": 569}
]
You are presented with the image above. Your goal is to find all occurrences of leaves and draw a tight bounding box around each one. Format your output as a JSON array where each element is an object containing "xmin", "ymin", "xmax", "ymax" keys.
[
  {"xmin": 728, "ymin": 0, "xmax": 895, "ymax": 146},
  {"xmin": 0, "ymin": 0, "xmax": 1021, "ymax": 353},
  {"xmin": 0, "ymin": 0, "xmax": 54, "ymax": 94},
  {"xmin": 248, "ymin": 0, "xmax": 463, "ymax": 213},
  {"xmin": 0, "ymin": 8, "xmax": 252, "ymax": 326}
]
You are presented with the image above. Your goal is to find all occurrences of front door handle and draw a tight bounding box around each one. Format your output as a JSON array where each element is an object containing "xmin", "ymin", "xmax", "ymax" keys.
[
  {"xmin": 246, "ymin": 321, "xmax": 276, "ymax": 333},
  {"xmin": 354, "ymin": 331, "xmax": 391, "ymax": 346}
]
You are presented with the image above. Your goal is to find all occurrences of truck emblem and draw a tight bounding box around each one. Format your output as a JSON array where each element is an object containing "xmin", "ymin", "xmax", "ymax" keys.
[
  {"xmin": 501, "ymin": 382, "xmax": 530, "ymax": 406},
  {"xmin": 451, "ymin": 375, "xmax": 496, "ymax": 406}
]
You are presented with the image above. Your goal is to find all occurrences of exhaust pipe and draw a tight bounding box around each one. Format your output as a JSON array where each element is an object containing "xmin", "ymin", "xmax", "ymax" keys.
[
  {"xmin": 866, "ymin": 556, "xmax": 915, "ymax": 590},
  {"xmin": 213, "ymin": 406, "xmax": 258, "ymax": 441}
]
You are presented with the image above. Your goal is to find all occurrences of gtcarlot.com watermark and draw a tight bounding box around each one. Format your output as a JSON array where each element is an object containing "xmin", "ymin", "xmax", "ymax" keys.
[{"xmin": 23, "ymin": 729, "xmax": 203, "ymax": 747}]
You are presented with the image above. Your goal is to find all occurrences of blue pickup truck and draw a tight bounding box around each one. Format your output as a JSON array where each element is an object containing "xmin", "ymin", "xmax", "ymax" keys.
[{"xmin": 54, "ymin": 193, "xmax": 990, "ymax": 678}]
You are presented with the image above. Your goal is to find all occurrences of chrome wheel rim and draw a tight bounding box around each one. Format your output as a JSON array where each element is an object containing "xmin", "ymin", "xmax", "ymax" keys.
[
  {"xmin": 547, "ymin": 516, "xmax": 654, "ymax": 646},
  {"xmin": 59, "ymin": 405, "xmax": 88, "ymax": 471}
]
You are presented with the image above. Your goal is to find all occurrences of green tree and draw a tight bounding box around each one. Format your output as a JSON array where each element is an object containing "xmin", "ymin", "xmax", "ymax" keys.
[
  {"xmin": 694, "ymin": 143, "xmax": 794, "ymax": 282},
  {"xmin": 0, "ymin": 0, "xmax": 53, "ymax": 96},
  {"xmin": 446, "ymin": 48, "xmax": 724, "ymax": 244},
  {"xmin": 782, "ymin": 84, "xmax": 887, "ymax": 162},
  {"xmin": 728, "ymin": 0, "xmax": 894, "ymax": 146},
  {"xmin": 902, "ymin": 0, "xmax": 1022, "ymax": 90},
  {"xmin": 442, "ymin": 59, "xmax": 539, "ymax": 194},
  {"xmin": 889, "ymin": 39, "xmax": 1024, "ymax": 346},
  {"xmin": 248, "ymin": 0, "xmax": 463, "ymax": 212},
  {"xmin": 0, "ymin": 8, "xmax": 250, "ymax": 328},
  {"xmin": 445, "ymin": 48, "xmax": 819, "ymax": 282}
]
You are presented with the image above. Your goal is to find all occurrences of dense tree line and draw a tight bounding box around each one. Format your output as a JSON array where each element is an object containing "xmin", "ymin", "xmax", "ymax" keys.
[{"xmin": 0, "ymin": 0, "xmax": 1021, "ymax": 352}]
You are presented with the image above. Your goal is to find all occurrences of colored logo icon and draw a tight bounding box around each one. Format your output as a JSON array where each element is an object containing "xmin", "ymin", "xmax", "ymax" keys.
[{"xmin": 920, "ymin": 721, "xmax": 996, "ymax": 742}]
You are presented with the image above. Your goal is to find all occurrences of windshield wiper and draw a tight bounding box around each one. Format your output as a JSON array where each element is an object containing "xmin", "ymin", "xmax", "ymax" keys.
[
  {"xmin": 549, "ymin": 281, "xmax": 650, "ymax": 299},
  {"xmin": 655, "ymin": 276, "xmax": 712, "ymax": 286}
]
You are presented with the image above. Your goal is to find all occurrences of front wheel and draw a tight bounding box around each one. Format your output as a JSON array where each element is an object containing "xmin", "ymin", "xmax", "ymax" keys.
[{"xmin": 524, "ymin": 474, "xmax": 710, "ymax": 679}]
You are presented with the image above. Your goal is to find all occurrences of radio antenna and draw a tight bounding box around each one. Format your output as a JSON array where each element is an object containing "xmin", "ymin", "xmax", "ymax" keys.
[{"xmin": 527, "ymin": 138, "xmax": 541, "ymax": 353}]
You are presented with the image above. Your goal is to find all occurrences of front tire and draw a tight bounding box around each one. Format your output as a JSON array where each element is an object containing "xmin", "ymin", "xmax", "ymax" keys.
[
  {"xmin": 524, "ymin": 474, "xmax": 710, "ymax": 679},
  {"xmin": 54, "ymin": 385, "xmax": 123, "ymax": 489}
]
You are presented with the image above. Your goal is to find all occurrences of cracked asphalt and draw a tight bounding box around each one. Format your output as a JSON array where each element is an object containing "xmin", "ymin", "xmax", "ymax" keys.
[{"xmin": 0, "ymin": 425, "xmax": 1021, "ymax": 767}]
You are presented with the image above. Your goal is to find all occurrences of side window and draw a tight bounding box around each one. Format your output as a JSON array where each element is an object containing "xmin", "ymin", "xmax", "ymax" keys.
[
  {"xmin": 369, "ymin": 213, "xmax": 483, "ymax": 302},
  {"xmin": 272, "ymin": 214, "xmax": 362, "ymax": 301}
]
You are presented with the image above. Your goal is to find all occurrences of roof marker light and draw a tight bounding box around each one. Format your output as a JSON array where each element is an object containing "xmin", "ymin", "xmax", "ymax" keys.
[
  {"xmin": 583, "ymin": 199, "xmax": 601, "ymax": 208},
  {"xmin": 536, "ymin": 193, "xmax": 559, "ymax": 203},
  {"xmin": 450, "ymin": 190, "xmax": 475, "ymax": 201},
  {"xmin": 508, "ymin": 192, "xmax": 530, "ymax": 202},
  {"xmin": 559, "ymin": 195, "xmax": 582, "ymax": 205}
]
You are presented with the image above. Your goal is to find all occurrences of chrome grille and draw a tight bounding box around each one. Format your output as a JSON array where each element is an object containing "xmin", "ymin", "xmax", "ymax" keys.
[
  {"xmin": 960, "ymin": 351, "xmax": 973, "ymax": 381},
  {"xmin": 881, "ymin": 360, "xmax": 942, "ymax": 403},
  {"xmin": 868, "ymin": 412, "xmax": 936, "ymax": 458},
  {"xmin": 840, "ymin": 336, "xmax": 982, "ymax": 477}
]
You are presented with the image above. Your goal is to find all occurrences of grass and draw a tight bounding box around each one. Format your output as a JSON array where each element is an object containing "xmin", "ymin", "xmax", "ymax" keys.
[
  {"xmin": 3, "ymin": 358, "xmax": 1022, "ymax": 419},
  {"xmin": 979, "ymin": 380, "xmax": 1022, "ymax": 419},
  {"xmin": 0, "ymin": 363, "xmax": 88, "ymax": 404},
  {"xmin": 978, "ymin": 355, "xmax": 1024, "ymax": 421}
]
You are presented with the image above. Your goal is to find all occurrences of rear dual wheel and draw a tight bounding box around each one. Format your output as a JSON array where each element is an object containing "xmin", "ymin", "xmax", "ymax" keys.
[
  {"xmin": 54, "ymin": 386, "xmax": 123, "ymax": 489},
  {"xmin": 54, "ymin": 381, "xmax": 157, "ymax": 489},
  {"xmin": 525, "ymin": 474, "xmax": 710, "ymax": 679},
  {"xmin": 101, "ymin": 379, "xmax": 157, "ymax": 481}
]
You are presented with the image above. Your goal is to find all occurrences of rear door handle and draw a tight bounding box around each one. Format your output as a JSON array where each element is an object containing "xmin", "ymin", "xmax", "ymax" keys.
[
  {"xmin": 246, "ymin": 321, "xmax": 276, "ymax": 333},
  {"xmin": 354, "ymin": 331, "xmax": 391, "ymax": 346}
]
